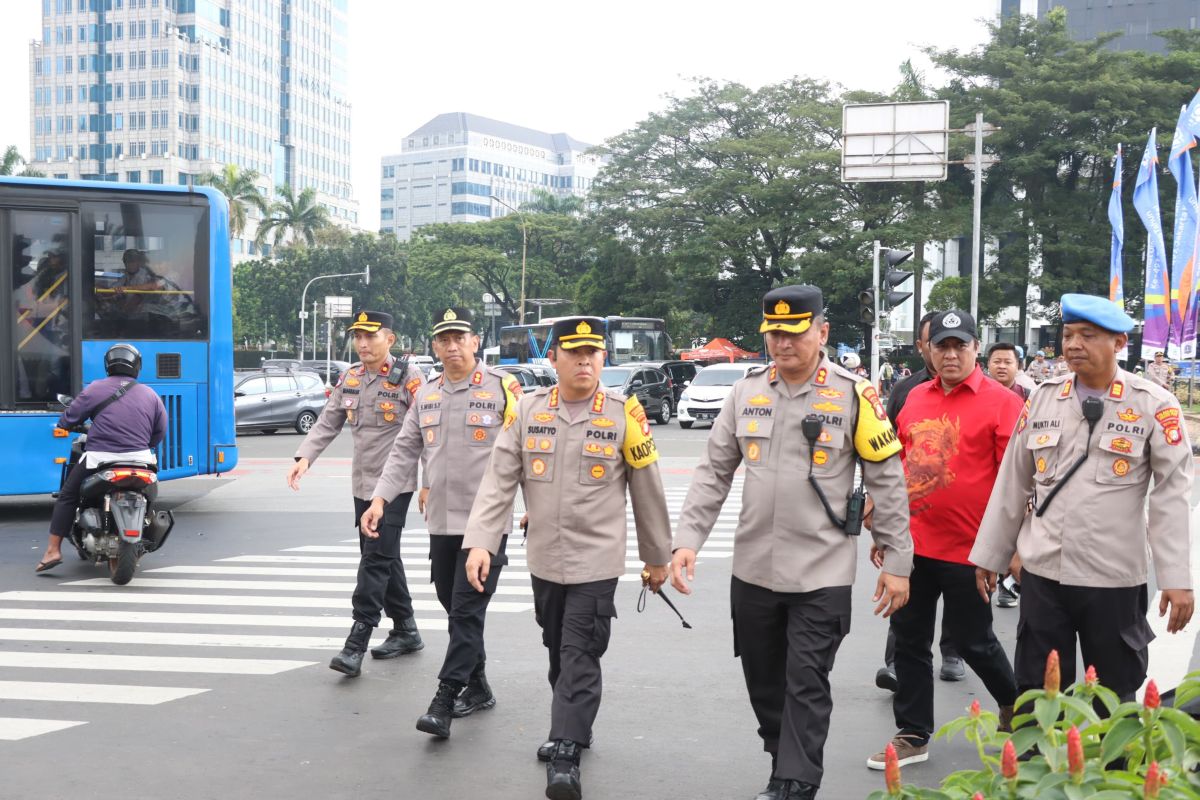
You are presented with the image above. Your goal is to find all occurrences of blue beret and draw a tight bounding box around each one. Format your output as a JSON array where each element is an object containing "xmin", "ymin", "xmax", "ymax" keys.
[{"xmin": 1060, "ymin": 293, "xmax": 1135, "ymax": 333}]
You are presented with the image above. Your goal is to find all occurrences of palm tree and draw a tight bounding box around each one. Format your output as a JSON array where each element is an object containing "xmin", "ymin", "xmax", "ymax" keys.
[
  {"xmin": 197, "ymin": 164, "xmax": 268, "ymax": 239},
  {"xmin": 520, "ymin": 188, "xmax": 585, "ymax": 215},
  {"xmin": 0, "ymin": 145, "xmax": 43, "ymax": 177},
  {"xmin": 255, "ymin": 184, "xmax": 331, "ymax": 249}
]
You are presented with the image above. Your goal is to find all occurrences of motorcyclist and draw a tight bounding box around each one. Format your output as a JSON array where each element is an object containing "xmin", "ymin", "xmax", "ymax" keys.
[{"xmin": 36, "ymin": 343, "xmax": 167, "ymax": 572}]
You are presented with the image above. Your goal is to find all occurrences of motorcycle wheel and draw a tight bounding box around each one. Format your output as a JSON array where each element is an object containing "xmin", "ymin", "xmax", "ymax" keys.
[{"xmin": 109, "ymin": 539, "xmax": 139, "ymax": 585}]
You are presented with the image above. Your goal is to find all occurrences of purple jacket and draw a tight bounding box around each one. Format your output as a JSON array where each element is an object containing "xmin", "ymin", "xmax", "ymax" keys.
[{"xmin": 58, "ymin": 375, "xmax": 168, "ymax": 453}]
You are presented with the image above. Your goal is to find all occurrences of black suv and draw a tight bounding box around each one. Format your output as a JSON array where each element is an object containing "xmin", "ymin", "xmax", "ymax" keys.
[
  {"xmin": 599, "ymin": 365, "xmax": 673, "ymax": 424},
  {"xmin": 638, "ymin": 360, "xmax": 697, "ymax": 407}
]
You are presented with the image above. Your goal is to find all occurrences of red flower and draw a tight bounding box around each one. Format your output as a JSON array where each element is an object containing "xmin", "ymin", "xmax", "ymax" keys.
[
  {"xmin": 969, "ymin": 699, "xmax": 981, "ymax": 719},
  {"xmin": 1085, "ymin": 665, "xmax": 1098, "ymax": 687},
  {"xmin": 884, "ymin": 742, "xmax": 901, "ymax": 794},
  {"xmin": 1144, "ymin": 680, "xmax": 1161, "ymax": 710},
  {"xmin": 972, "ymin": 794, "xmax": 985, "ymax": 800},
  {"xmin": 1044, "ymin": 649, "xmax": 1061, "ymax": 698},
  {"xmin": 1067, "ymin": 726, "xmax": 1084, "ymax": 780},
  {"xmin": 1001, "ymin": 739, "xmax": 1019, "ymax": 780},
  {"xmin": 1144, "ymin": 761, "xmax": 1168, "ymax": 799}
]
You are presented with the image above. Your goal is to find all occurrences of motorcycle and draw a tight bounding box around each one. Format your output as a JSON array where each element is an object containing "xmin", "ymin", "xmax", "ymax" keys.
[{"xmin": 56, "ymin": 394, "xmax": 175, "ymax": 585}]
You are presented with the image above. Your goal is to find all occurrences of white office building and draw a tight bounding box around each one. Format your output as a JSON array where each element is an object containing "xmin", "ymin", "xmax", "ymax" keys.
[
  {"xmin": 380, "ymin": 112, "xmax": 605, "ymax": 240},
  {"xmin": 28, "ymin": 0, "xmax": 357, "ymax": 257}
]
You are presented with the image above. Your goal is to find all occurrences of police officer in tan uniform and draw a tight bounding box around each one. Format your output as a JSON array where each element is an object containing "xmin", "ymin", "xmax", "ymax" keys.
[
  {"xmin": 1147, "ymin": 351, "xmax": 1174, "ymax": 391},
  {"xmin": 972, "ymin": 294, "xmax": 1194, "ymax": 702},
  {"xmin": 363, "ymin": 307, "xmax": 523, "ymax": 739},
  {"xmin": 671, "ymin": 285, "xmax": 913, "ymax": 800},
  {"xmin": 1027, "ymin": 351, "xmax": 1053, "ymax": 384},
  {"xmin": 463, "ymin": 316, "xmax": 672, "ymax": 800},
  {"xmin": 287, "ymin": 310, "xmax": 426, "ymax": 677}
]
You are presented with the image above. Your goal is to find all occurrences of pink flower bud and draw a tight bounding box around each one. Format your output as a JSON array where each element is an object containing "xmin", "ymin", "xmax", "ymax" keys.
[
  {"xmin": 1144, "ymin": 680, "xmax": 1161, "ymax": 710},
  {"xmin": 1044, "ymin": 649, "xmax": 1061, "ymax": 698},
  {"xmin": 1145, "ymin": 761, "xmax": 1164, "ymax": 799},
  {"xmin": 1085, "ymin": 665, "xmax": 1098, "ymax": 687},
  {"xmin": 1001, "ymin": 739, "xmax": 1018, "ymax": 780},
  {"xmin": 885, "ymin": 742, "xmax": 901, "ymax": 794},
  {"xmin": 969, "ymin": 699, "xmax": 981, "ymax": 719},
  {"xmin": 1067, "ymin": 726, "xmax": 1084, "ymax": 779}
]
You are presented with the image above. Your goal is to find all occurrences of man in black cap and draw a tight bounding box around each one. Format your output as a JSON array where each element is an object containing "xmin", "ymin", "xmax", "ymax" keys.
[
  {"xmin": 363, "ymin": 307, "xmax": 525, "ymax": 739},
  {"xmin": 287, "ymin": 310, "xmax": 427, "ymax": 677},
  {"xmin": 673, "ymin": 285, "xmax": 912, "ymax": 800}
]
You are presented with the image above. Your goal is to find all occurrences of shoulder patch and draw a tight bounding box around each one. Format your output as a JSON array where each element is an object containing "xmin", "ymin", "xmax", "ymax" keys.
[
  {"xmin": 853, "ymin": 381, "xmax": 900, "ymax": 462},
  {"xmin": 747, "ymin": 364, "xmax": 770, "ymax": 377},
  {"xmin": 622, "ymin": 396, "xmax": 658, "ymax": 469}
]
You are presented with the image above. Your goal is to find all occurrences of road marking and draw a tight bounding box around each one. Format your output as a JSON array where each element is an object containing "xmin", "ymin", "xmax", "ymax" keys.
[
  {"xmin": 0, "ymin": 651, "xmax": 316, "ymax": 675},
  {"xmin": 0, "ymin": 627, "xmax": 356, "ymax": 650},
  {"xmin": 0, "ymin": 608, "xmax": 449, "ymax": 630},
  {"xmin": 60, "ymin": 577, "xmax": 533, "ymax": 595},
  {"xmin": 0, "ymin": 717, "xmax": 87, "ymax": 741},
  {"xmin": 0, "ymin": 681, "xmax": 208, "ymax": 705},
  {"xmin": 217, "ymin": 554, "xmax": 695, "ymax": 568},
  {"xmin": 143, "ymin": 565, "xmax": 536, "ymax": 579},
  {"xmin": 0, "ymin": 591, "xmax": 532, "ymax": 614}
]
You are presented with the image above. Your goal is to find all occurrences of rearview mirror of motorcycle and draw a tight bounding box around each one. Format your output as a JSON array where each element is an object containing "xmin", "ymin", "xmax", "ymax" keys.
[{"xmin": 56, "ymin": 394, "xmax": 73, "ymax": 408}]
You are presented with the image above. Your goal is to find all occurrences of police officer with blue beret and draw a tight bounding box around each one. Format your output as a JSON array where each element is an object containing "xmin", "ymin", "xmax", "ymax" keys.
[{"xmin": 972, "ymin": 294, "xmax": 1195, "ymax": 702}]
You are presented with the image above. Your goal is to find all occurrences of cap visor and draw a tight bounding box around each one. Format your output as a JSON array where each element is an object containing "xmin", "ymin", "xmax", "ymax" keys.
[
  {"xmin": 431, "ymin": 322, "xmax": 473, "ymax": 335},
  {"xmin": 930, "ymin": 330, "xmax": 974, "ymax": 344},
  {"xmin": 759, "ymin": 319, "xmax": 812, "ymax": 335},
  {"xmin": 558, "ymin": 338, "xmax": 605, "ymax": 351},
  {"xmin": 347, "ymin": 322, "xmax": 382, "ymax": 333}
]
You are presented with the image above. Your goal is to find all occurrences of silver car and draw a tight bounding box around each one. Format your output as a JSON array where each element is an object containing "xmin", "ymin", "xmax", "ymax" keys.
[{"xmin": 234, "ymin": 370, "xmax": 329, "ymax": 435}]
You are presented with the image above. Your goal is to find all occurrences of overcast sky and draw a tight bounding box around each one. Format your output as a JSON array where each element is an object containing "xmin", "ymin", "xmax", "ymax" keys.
[{"xmin": 0, "ymin": 0, "xmax": 1032, "ymax": 229}]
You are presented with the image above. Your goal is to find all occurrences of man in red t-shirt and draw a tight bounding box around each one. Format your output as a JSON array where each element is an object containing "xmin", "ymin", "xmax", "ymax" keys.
[{"xmin": 867, "ymin": 310, "xmax": 1022, "ymax": 771}]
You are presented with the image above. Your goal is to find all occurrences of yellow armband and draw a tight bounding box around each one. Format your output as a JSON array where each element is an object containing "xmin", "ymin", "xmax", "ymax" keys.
[
  {"xmin": 622, "ymin": 396, "xmax": 659, "ymax": 468},
  {"xmin": 853, "ymin": 381, "xmax": 900, "ymax": 462},
  {"xmin": 501, "ymin": 375, "xmax": 522, "ymax": 429}
]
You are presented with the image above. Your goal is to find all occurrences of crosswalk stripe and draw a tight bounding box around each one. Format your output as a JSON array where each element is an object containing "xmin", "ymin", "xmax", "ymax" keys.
[
  {"xmin": 0, "ymin": 681, "xmax": 208, "ymax": 705},
  {"xmin": 216, "ymin": 554, "xmax": 698, "ymax": 568},
  {"xmin": 0, "ymin": 717, "xmax": 87, "ymax": 741},
  {"xmin": 0, "ymin": 627, "xmax": 359, "ymax": 650},
  {"xmin": 0, "ymin": 652, "xmax": 316, "ymax": 675},
  {"xmin": 0, "ymin": 591, "xmax": 533, "ymax": 614},
  {"xmin": 60, "ymin": 577, "xmax": 534, "ymax": 595},
  {"xmin": 0, "ymin": 608, "xmax": 450, "ymax": 630},
  {"xmin": 144, "ymin": 565, "xmax": 642, "ymax": 581}
]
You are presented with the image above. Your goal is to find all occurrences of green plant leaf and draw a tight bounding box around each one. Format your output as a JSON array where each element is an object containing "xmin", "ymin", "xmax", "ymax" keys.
[
  {"xmin": 1099, "ymin": 718, "xmax": 1142, "ymax": 766},
  {"xmin": 935, "ymin": 717, "xmax": 972, "ymax": 741},
  {"xmin": 1011, "ymin": 726, "xmax": 1043, "ymax": 756},
  {"xmin": 1036, "ymin": 696, "xmax": 1064, "ymax": 732},
  {"xmin": 1015, "ymin": 688, "xmax": 1046, "ymax": 708},
  {"xmin": 1058, "ymin": 694, "xmax": 1102, "ymax": 726},
  {"xmin": 1159, "ymin": 717, "xmax": 1187, "ymax": 765}
]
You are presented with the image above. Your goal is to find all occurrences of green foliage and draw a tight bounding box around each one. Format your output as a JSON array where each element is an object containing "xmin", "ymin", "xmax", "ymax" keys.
[
  {"xmin": 255, "ymin": 184, "xmax": 332, "ymax": 249},
  {"xmin": 0, "ymin": 145, "xmax": 44, "ymax": 177},
  {"xmin": 197, "ymin": 164, "xmax": 268, "ymax": 239}
]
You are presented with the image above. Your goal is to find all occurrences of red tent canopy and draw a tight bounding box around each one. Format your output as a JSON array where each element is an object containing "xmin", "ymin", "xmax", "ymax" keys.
[{"xmin": 681, "ymin": 338, "xmax": 760, "ymax": 363}]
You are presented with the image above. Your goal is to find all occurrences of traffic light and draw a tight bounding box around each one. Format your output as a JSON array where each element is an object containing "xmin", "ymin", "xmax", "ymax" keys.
[
  {"xmin": 857, "ymin": 288, "xmax": 876, "ymax": 325},
  {"xmin": 882, "ymin": 248, "xmax": 914, "ymax": 309}
]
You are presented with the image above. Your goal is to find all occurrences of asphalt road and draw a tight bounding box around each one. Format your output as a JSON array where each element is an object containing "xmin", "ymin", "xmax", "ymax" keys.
[{"xmin": 0, "ymin": 420, "xmax": 1196, "ymax": 800}]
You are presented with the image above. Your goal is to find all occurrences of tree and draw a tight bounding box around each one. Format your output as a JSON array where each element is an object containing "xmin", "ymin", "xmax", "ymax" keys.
[
  {"xmin": 255, "ymin": 184, "xmax": 331, "ymax": 249},
  {"xmin": 0, "ymin": 145, "xmax": 45, "ymax": 177},
  {"xmin": 197, "ymin": 164, "xmax": 268, "ymax": 239},
  {"xmin": 521, "ymin": 189, "xmax": 585, "ymax": 216}
]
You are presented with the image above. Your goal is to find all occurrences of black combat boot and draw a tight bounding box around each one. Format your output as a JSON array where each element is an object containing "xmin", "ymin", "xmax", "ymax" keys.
[
  {"xmin": 545, "ymin": 739, "xmax": 582, "ymax": 800},
  {"xmin": 370, "ymin": 617, "xmax": 424, "ymax": 659},
  {"xmin": 755, "ymin": 755, "xmax": 784, "ymax": 800},
  {"xmin": 538, "ymin": 733, "xmax": 593, "ymax": 762},
  {"xmin": 415, "ymin": 680, "xmax": 462, "ymax": 738},
  {"xmin": 777, "ymin": 780, "xmax": 818, "ymax": 800},
  {"xmin": 452, "ymin": 660, "xmax": 496, "ymax": 717},
  {"xmin": 329, "ymin": 621, "xmax": 372, "ymax": 677}
]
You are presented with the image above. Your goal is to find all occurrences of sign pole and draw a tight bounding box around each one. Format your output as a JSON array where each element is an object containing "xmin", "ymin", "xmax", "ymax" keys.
[
  {"xmin": 971, "ymin": 112, "xmax": 983, "ymax": 322},
  {"xmin": 872, "ymin": 240, "xmax": 881, "ymax": 385}
]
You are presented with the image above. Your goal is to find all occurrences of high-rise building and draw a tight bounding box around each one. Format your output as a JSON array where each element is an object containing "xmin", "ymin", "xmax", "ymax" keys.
[
  {"xmin": 1038, "ymin": 0, "xmax": 1199, "ymax": 53},
  {"xmin": 28, "ymin": 0, "xmax": 357, "ymax": 257},
  {"xmin": 380, "ymin": 112, "xmax": 605, "ymax": 240}
]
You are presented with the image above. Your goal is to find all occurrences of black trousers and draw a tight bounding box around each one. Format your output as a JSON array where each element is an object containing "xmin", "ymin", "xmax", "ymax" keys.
[
  {"xmin": 350, "ymin": 494, "xmax": 414, "ymax": 627},
  {"xmin": 891, "ymin": 556, "xmax": 1017, "ymax": 741},
  {"xmin": 884, "ymin": 618, "xmax": 957, "ymax": 665},
  {"xmin": 531, "ymin": 576, "xmax": 619, "ymax": 745},
  {"xmin": 731, "ymin": 576, "xmax": 851, "ymax": 788},
  {"xmin": 429, "ymin": 533, "xmax": 508, "ymax": 685},
  {"xmin": 50, "ymin": 462, "xmax": 93, "ymax": 537},
  {"xmin": 1016, "ymin": 569, "xmax": 1152, "ymax": 700}
]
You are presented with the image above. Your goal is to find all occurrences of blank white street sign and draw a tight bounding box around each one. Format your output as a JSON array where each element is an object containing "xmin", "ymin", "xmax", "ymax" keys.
[{"xmin": 842, "ymin": 101, "xmax": 949, "ymax": 182}]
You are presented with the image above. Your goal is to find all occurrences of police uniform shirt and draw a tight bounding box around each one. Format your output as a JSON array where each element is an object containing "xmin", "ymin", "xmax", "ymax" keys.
[
  {"xmin": 462, "ymin": 386, "xmax": 673, "ymax": 584},
  {"xmin": 970, "ymin": 369, "xmax": 1193, "ymax": 590},
  {"xmin": 372, "ymin": 364, "xmax": 523, "ymax": 536},
  {"xmin": 674, "ymin": 355, "xmax": 914, "ymax": 593},
  {"xmin": 1147, "ymin": 361, "xmax": 1173, "ymax": 390},
  {"xmin": 295, "ymin": 356, "xmax": 425, "ymax": 498},
  {"xmin": 1027, "ymin": 359, "xmax": 1053, "ymax": 383}
]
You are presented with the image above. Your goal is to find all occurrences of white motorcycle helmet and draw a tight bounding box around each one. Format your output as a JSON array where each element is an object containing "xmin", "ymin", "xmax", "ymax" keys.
[{"xmin": 840, "ymin": 352, "xmax": 861, "ymax": 370}]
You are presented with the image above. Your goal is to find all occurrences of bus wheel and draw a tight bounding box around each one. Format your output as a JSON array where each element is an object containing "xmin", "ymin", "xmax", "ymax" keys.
[{"xmin": 295, "ymin": 411, "xmax": 317, "ymax": 434}]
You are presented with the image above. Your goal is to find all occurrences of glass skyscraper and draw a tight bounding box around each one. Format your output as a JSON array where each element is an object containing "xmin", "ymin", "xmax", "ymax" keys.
[{"xmin": 29, "ymin": 0, "xmax": 356, "ymax": 256}]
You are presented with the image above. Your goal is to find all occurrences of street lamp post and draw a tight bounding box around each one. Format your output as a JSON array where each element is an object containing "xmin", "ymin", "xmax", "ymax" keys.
[
  {"xmin": 489, "ymin": 195, "xmax": 527, "ymax": 324},
  {"xmin": 299, "ymin": 266, "xmax": 370, "ymax": 357}
]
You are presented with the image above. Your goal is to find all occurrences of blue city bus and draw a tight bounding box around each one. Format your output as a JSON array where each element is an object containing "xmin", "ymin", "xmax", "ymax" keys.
[
  {"xmin": 1, "ymin": 176, "xmax": 238, "ymax": 495},
  {"xmin": 498, "ymin": 316, "xmax": 672, "ymax": 365}
]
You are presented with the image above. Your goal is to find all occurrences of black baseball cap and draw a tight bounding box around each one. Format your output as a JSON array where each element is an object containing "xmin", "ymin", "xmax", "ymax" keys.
[{"xmin": 929, "ymin": 309, "xmax": 976, "ymax": 344}]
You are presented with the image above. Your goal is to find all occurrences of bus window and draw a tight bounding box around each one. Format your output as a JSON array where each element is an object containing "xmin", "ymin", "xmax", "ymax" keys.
[
  {"xmin": 11, "ymin": 210, "xmax": 72, "ymax": 406},
  {"xmin": 82, "ymin": 201, "xmax": 208, "ymax": 340},
  {"xmin": 609, "ymin": 326, "xmax": 670, "ymax": 364}
]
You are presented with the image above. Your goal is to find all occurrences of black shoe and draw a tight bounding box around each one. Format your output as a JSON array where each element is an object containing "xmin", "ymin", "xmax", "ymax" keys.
[
  {"xmin": 329, "ymin": 621, "xmax": 372, "ymax": 677},
  {"xmin": 939, "ymin": 656, "xmax": 966, "ymax": 682},
  {"xmin": 754, "ymin": 778, "xmax": 786, "ymax": 800},
  {"xmin": 538, "ymin": 733, "xmax": 593, "ymax": 762},
  {"xmin": 416, "ymin": 681, "xmax": 462, "ymax": 739},
  {"xmin": 875, "ymin": 666, "xmax": 898, "ymax": 692},
  {"xmin": 371, "ymin": 617, "xmax": 424, "ymax": 659},
  {"xmin": 452, "ymin": 662, "xmax": 496, "ymax": 718},
  {"xmin": 545, "ymin": 739, "xmax": 582, "ymax": 800},
  {"xmin": 996, "ymin": 584, "xmax": 1019, "ymax": 608},
  {"xmin": 777, "ymin": 780, "xmax": 817, "ymax": 800}
]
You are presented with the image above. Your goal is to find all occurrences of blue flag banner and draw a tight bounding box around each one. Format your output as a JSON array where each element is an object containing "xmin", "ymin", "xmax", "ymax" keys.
[
  {"xmin": 1109, "ymin": 145, "xmax": 1124, "ymax": 310},
  {"xmin": 1168, "ymin": 106, "xmax": 1199, "ymax": 359},
  {"xmin": 1134, "ymin": 128, "xmax": 1170, "ymax": 360}
]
